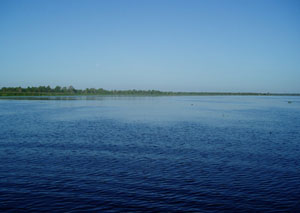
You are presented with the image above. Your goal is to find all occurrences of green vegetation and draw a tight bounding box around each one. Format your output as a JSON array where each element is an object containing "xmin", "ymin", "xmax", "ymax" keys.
[{"xmin": 0, "ymin": 86, "xmax": 299, "ymax": 96}]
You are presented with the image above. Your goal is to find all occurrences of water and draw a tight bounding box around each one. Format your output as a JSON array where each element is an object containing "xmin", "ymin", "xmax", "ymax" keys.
[{"xmin": 0, "ymin": 96, "xmax": 299, "ymax": 212}]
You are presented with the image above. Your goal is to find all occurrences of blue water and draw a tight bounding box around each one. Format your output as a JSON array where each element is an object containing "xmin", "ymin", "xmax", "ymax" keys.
[{"xmin": 0, "ymin": 96, "xmax": 299, "ymax": 212}]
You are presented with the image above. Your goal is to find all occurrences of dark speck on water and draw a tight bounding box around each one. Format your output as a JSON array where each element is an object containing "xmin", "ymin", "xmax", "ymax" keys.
[{"xmin": 0, "ymin": 96, "xmax": 300, "ymax": 212}]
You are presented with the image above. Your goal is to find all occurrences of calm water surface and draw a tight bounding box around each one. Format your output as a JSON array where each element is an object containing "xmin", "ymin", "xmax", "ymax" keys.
[{"xmin": 0, "ymin": 96, "xmax": 299, "ymax": 212}]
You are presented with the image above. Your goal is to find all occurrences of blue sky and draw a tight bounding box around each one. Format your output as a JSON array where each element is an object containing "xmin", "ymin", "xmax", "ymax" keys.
[{"xmin": 0, "ymin": 0, "xmax": 299, "ymax": 92}]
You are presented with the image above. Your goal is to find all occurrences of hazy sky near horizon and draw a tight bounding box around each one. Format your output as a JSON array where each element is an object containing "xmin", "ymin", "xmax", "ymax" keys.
[{"xmin": 1, "ymin": 0, "xmax": 299, "ymax": 92}]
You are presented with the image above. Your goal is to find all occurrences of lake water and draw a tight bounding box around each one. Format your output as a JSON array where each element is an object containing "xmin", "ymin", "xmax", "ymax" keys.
[{"xmin": 0, "ymin": 96, "xmax": 300, "ymax": 212}]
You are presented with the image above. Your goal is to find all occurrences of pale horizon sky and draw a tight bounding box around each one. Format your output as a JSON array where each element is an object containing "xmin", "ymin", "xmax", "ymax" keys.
[{"xmin": 1, "ymin": 0, "xmax": 300, "ymax": 93}]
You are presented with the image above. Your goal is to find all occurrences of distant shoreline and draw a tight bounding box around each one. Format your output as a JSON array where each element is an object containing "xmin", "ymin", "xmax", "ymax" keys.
[
  {"xmin": 0, "ymin": 86, "xmax": 299, "ymax": 97},
  {"xmin": 1, "ymin": 93, "xmax": 300, "ymax": 97}
]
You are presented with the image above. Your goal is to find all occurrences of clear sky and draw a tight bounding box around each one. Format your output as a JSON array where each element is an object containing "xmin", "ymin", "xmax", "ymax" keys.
[{"xmin": 0, "ymin": 0, "xmax": 299, "ymax": 92}]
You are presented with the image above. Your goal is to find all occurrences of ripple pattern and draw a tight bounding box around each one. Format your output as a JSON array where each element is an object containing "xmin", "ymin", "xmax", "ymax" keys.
[{"xmin": 0, "ymin": 96, "xmax": 300, "ymax": 212}]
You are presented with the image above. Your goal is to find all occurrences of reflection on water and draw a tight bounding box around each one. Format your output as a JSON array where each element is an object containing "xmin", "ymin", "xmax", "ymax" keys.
[{"xmin": 0, "ymin": 96, "xmax": 300, "ymax": 212}]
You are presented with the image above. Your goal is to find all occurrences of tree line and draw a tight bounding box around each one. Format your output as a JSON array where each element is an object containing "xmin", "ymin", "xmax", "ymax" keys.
[
  {"xmin": 0, "ymin": 86, "xmax": 168, "ymax": 96},
  {"xmin": 0, "ymin": 86, "xmax": 299, "ymax": 96}
]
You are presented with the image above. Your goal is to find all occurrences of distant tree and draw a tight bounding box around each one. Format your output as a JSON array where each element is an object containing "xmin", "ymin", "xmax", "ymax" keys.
[
  {"xmin": 46, "ymin": 85, "xmax": 51, "ymax": 92},
  {"xmin": 97, "ymin": 88, "xmax": 106, "ymax": 94},
  {"xmin": 62, "ymin": 87, "xmax": 67, "ymax": 93},
  {"xmin": 38, "ymin": 86, "xmax": 47, "ymax": 93},
  {"xmin": 90, "ymin": 88, "xmax": 96, "ymax": 93},
  {"xmin": 68, "ymin": 86, "xmax": 75, "ymax": 93},
  {"xmin": 54, "ymin": 86, "xmax": 61, "ymax": 92}
]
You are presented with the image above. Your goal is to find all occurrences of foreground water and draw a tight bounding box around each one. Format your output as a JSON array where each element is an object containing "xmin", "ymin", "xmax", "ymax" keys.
[{"xmin": 0, "ymin": 96, "xmax": 299, "ymax": 212}]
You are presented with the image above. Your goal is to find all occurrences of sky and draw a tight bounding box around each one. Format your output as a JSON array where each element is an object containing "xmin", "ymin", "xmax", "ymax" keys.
[{"xmin": 0, "ymin": 0, "xmax": 299, "ymax": 93}]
